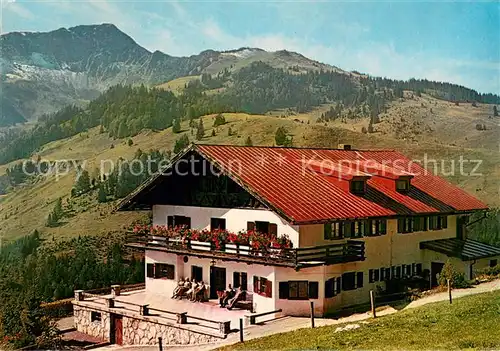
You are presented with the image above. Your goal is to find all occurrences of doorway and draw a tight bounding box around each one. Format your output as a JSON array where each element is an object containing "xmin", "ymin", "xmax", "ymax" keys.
[
  {"xmin": 111, "ymin": 315, "xmax": 123, "ymax": 345},
  {"xmin": 210, "ymin": 266, "xmax": 226, "ymax": 299},
  {"xmin": 431, "ymin": 262, "xmax": 444, "ymax": 287}
]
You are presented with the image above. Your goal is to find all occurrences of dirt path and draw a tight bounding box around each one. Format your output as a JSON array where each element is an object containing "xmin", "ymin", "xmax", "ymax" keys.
[{"xmin": 97, "ymin": 278, "xmax": 500, "ymax": 351}]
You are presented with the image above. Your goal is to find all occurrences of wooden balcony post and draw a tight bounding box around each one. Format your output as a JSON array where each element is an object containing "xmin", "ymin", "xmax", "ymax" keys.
[
  {"xmin": 105, "ymin": 297, "xmax": 115, "ymax": 308},
  {"xmin": 111, "ymin": 285, "xmax": 121, "ymax": 297},
  {"xmin": 140, "ymin": 304, "xmax": 149, "ymax": 316},
  {"xmin": 176, "ymin": 312, "xmax": 187, "ymax": 324}
]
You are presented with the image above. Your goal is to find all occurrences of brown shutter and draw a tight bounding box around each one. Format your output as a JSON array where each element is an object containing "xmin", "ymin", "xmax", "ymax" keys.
[
  {"xmin": 269, "ymin": 223, "xmax": 278, "ymax": 236},
  {"xmin": 253, "ymin": 276, "xmax": 258, "ymax": 292},
  {"xmin": 265, "ymin": 280, "xmax": 272, "ymax": 298},
  {"xmin": 247, "ymin": 222, "xmax": 256, "ymax": 231}
]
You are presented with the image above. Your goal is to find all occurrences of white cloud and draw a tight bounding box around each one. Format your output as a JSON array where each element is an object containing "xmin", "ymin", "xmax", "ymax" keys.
[{"xmin": 3, "ymin": 1, "xmax": 35, "ymax": 20}]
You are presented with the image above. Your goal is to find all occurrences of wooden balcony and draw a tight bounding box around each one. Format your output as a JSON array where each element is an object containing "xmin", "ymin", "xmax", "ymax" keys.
[{"xmin": 127, "ymin": 235, "xmax": 365, "ymax": 269}]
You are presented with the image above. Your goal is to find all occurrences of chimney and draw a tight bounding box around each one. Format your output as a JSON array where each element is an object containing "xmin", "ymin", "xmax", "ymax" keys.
[{"xmin": 338, "ymin": 144, "xmax": 352, "ymax": 151}]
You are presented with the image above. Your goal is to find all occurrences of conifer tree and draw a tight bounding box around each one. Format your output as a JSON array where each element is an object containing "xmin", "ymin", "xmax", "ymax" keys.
[
  {"xmin": 275, "ymin": 126, "xmax": 288, "ymax": 146},
  {"xmin": 494, "ymin": 105, "xmax": 498, "ymax": 117},
  {"xmin": 173, "ymin": 134, "xmax": 190, "ymax": 154},
  {"xmin": 74, "ymin": 170, "xmax": 91, "ymax": 195},
  {"xmin": 196, "ymin": 118, "xmax": 205, "ymax": 140},
  {"xmin": 172, "ymin": 118, "xmax": 181, "ymax": 133},
  {"xmin": 98, "ymin": 185, "xmax": 107, "ymax": 203}
]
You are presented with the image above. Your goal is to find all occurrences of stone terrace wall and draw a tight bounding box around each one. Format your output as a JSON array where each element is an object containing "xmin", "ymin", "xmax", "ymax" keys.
[
  {"xmin": 74, "ymin": 306, "xmax": 110, "ymax": 341},
  {"xmin": 123, "ymin": 317, "xmax": 221, "ymax": 345}
]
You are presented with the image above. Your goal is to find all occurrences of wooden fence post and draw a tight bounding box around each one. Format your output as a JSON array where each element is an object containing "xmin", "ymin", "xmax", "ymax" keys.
[
  {"xmin": 370, "ymin": 290, "xmax": 376, "ymax": 318},
  {"xmin": 310, "ymin": 301, "xmax": 315, "ymax": 328},
  {"xmin": 239, "ymin": 318, "xmax": 244, "ymax": 343},
  {"xmin": 447, "ymin": 279, "xmax": 452, "ymax": 304}
]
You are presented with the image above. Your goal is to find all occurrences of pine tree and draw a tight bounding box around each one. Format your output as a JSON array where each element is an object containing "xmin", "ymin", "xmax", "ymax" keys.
[
  {"xmin": 127, "ymin": 138, "xmax": 133, "ymax": 146},
  {"xmin": 211, "ymin": 129, "xmax": 216, "ymax": 137},
  {"xmin": 245, "ymin": 136, "xmax": 253, "ymax": 146},
  {"xmin": 53, "ymin": 197, "xmax": 63, "ymax": 219},
  {"xmin": 213, "ymin": 113, "xmax": 226, "ymax": 127},
  {"xmin": 173, "ymin": 134, "xmax": 190, "ymax": 154},
  {"xmin": 172, "ymin": 118, "xmax": 181, "ymax": 133},
  {"xmin": 74, "ymin": 170, "xmax": 91, "ymax": 195},
  {"xmin": 98, "ymin": 185, "xmax": 107, "ymax": 203},
  {"xmin": 275, "ymin": 127, "xmax": 288, "ymax": 146},
  {"xmin": 227, "ymin": 127, "xmax": 232, "ymax": 136},
  {"xmin": 196, "ymin": 118, "xmax": 205, "ymax": 140}
]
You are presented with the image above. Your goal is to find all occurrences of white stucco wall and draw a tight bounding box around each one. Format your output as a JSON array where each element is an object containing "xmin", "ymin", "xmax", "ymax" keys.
[{"xmin": 152, "ymin": 205, "xmax": 300, "ymax": 247}]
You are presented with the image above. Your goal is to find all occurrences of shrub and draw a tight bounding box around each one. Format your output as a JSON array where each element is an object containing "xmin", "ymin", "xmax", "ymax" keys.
[{"xmin": 438, "ymin": 260, "xmax": 472, "ymax": 288}]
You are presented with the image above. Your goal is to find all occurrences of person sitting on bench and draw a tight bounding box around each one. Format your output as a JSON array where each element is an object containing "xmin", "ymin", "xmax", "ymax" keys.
[
  {"xmin": 193, "ymin": 281, "xmax": 206, "ymax": 302},
  {"xmin": 174, "ymin": 278, "xmax": 191, "ymax": 299},
  {"xmin": 226, "ymin": 286, "xmax": 244, "ymax": 310},
  {"xmin": 219, "ymin": 284, "xmax": 234, "ymax": 307},
  {"xmin": 186, "ymin": 279, "xmax": 198, "ymax": 300},
  {"xmin": 171, "ymin": 278, "xmax": 185, "ymax": 298}
]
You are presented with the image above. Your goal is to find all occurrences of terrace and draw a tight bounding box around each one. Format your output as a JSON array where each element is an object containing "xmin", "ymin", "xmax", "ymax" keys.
[{"xmin": 127, "ymin": 233, "xmax": 365, "ymax": 269}]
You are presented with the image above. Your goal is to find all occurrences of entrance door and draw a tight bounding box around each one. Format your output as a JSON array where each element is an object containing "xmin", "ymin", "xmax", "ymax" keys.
[
  {"xmin": 112, "ymin": 315, "xmax": 123, "ymax": 345},
  {"xmin": 431, "ymin": 262, "xmax": 444, "ymax": 287},
  {"xmin": 210, "ymin": 266, "xmax": 226, "ymax": 299}
]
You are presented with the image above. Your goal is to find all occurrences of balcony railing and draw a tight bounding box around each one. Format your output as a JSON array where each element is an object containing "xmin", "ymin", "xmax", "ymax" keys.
[{"xmin": 129, "ymin": 235, "xmax": 365, "ymax": 268}]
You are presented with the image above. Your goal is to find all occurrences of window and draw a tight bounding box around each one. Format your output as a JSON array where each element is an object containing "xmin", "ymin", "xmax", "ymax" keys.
[
  {"xmin": 396, "ymin": 179, "xmax": 410, "ymax": 192},
  {"xmin": 437, "ymin": 215, "xmax": 448, "ymax": 230},
  {"xmin": 167, "ymin": 215, "xmax": 191, "ymax": 228},
  {"xmin": 395, "ymin": 266, "xmax": 402, "ymax": 279},
  {"xmin": 369, "ymin": 269, "xmax": 380, "ymax": 283},
  {"xmin": 146, "ymin": 263, "xmax": 155, "ymax": 278},
  {"xmin": 429, "ymin": 216, "xmax": 439, "ymax": 230},
  {"xmin": 350, "ymin": 180, "xmax": 366, "ymax": 194},
  {"xmin": 371, "ymin": 219, "xmax": 387, "ymax": 236},
  {"xmin": 324, "ymin": 222, "xmax": 343, "ymax": 240},
  {"xmin": 233, "ymin": 272, "xmax": 248, "ymax": 290},
  {"xmin": 249, "ymin": 221, "xmax": 278, "ymax": 235},
  {"xmin": 155, "ymin": 263, "xmax": 175, "ymax": 279},
  {"xmin": 398, "ymin": 217, "xmax": 413, "ymax": 233},
  {"xmin": 342, "ymin": 272, "xmax": 356, "ymax": 291},
  {"xmin": 281, "ymin": 281, "xmax": 319, "ymax": 300},
  {"xmin": 210, "ymin": 218, "xmax": 226, "ymax": 230},
  {"xmin": 343, "ymin": 221, "xmax": 355, "ymax": 238},
  {"xmin": 91, "ymin": 311, "xmax": 101, "ymax": 322},
  {"xmin": 191, "ymin": 266, "xmax": 203, "ymax": 282},
  {"xmin": 490, "ymin": 259, "xmax": 498, "ymax": 268},
  {"xmin": 335, "ymin": 277, "xmax": 342, "ymax": 295},
  {"xmin": 413, "ymin": 216, "xmax": 428, "ymax": 232},
  {"xmin": 253, "ymin": 276, "xmax": 272, "ymax": 298}
]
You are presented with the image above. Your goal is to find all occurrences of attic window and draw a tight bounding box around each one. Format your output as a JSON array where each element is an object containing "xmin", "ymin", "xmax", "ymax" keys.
[
  {"xmin": 350, "ymin": 180, "xmax": 366, "ymax": 195},
  {"xmin": 396, "ymin": 179, "xmax": 410, "ymax": 193}
]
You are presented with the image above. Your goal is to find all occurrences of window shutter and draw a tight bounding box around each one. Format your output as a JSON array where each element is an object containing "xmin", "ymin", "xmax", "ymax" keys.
[
  {"xmin": 416, "ymin": 263, "xmax": 422, "ymax": 275},
  {"xmin": 442, "ymin": 216, "xmax": 448, "ymax": 229},
  {"xmin": 269, "ymin": 223, "xmax": 278, "ymax": 236},
  {"xmin": 279, "ymin": 282, "xmax": 289, "ymax": 299},
  {"xmin": 253, "ymin": 276, "xmax": 258, "ymax": 292},
  {"xmin": 167, "ymin": 216, "xmax": 174, "ymax": 227},
  {"xmin": 153, "ymin": 263, "xmax": 159, "ymax": 278},
  {"xmin": 324, "ymin": 223, "xmax": 332, "ymax": 240},
  {"xmin": 247, "ymin": 222, "xmax": 256, "ymax": 231},
  {"xmin": 381, "ymin": 220, "xmax": 387, "ymax": 235},
  {"xmin": 241, "ymin": 273, "xmax": 248, "ymax": 290},
  {"xmin": 146, "ymin": 263, "xmax": 154, "ymax": 278},
  {"xmin": 233, "ymin": 272, "xmax": 241, "ymax": 288},
  {"xmin": 325, "ymin": 279, "xmax": 334, "ymax": 298},
  {"xmin": 398, "ymin": 218, "xmax": 404, "ymax": 233},
  {"xmin": 374, "ymin": 269, "xmax": 380, "ymax": 282},
  {"xmin": 356, "ymin": 272, "xmax": 364, "ymax": 288},
  {"xmin": 369, "ymin": 269, "xmax": 374, "ymax": 283},
  {"xmin": 308, "ymin": 282, "xmax": 319, "ymax": 299},
  {"xmin": 265, "ymin": 280, "xmax": 272, "ymax": 298}
]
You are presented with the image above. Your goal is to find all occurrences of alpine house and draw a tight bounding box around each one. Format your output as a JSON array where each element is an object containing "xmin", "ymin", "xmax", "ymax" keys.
[{"xmin": 116, "ymin": 144, "xmax": 499, "ymax": 317}]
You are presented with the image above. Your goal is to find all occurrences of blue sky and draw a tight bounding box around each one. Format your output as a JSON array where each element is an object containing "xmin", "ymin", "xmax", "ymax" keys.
[{"xmin": 2, "ymin": 1, "xmax": 499, "ymax": 94}]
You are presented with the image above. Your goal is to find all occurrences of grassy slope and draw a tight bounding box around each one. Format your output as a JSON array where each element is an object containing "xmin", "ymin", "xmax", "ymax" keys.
[
  {"xmin": 222, "ymin": 289, "xmax": 500, "ymax": 350},
  {"xmin": 0, "ymin": 94, "xmax": 498, "ymax": 242}
]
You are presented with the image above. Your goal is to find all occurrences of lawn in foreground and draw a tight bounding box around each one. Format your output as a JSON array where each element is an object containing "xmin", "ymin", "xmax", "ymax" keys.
[{"xmin": 223, "ymin": 290, "xmax": 500, "ymax": 350}]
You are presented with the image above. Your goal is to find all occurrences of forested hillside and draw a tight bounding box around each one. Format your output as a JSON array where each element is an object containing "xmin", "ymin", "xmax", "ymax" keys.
[{"xmin": 2, "ymin": 61, "xmax": 498, "ymax": 166}]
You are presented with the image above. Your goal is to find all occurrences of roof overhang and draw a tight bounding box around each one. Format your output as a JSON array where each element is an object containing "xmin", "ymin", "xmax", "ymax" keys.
[{"xmin": 420, "ymin": 238, "xmax": 500, "ymax": 261}]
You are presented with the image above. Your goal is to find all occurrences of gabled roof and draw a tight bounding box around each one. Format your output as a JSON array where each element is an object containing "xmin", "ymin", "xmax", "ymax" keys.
[{"xmin": 118, "ymin": 144, "xmax": 487, "ymax": 224}]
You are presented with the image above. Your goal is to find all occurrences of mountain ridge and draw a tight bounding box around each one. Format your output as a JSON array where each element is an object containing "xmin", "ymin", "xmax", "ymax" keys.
[{"xmin": 1, "ymin": 23, "xmax": 346, "ymax": 127}]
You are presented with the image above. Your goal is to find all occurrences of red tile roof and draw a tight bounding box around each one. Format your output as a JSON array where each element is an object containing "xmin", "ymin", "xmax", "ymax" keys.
[{"xmin": 194, "ymin": 145, "xmax": 487, "ymax": 224}]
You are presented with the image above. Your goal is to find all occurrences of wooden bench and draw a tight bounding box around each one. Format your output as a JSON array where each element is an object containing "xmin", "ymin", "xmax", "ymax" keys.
[{"xmin": 246, "ymin": 309, "xmax": 283, "ymax": 325}]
